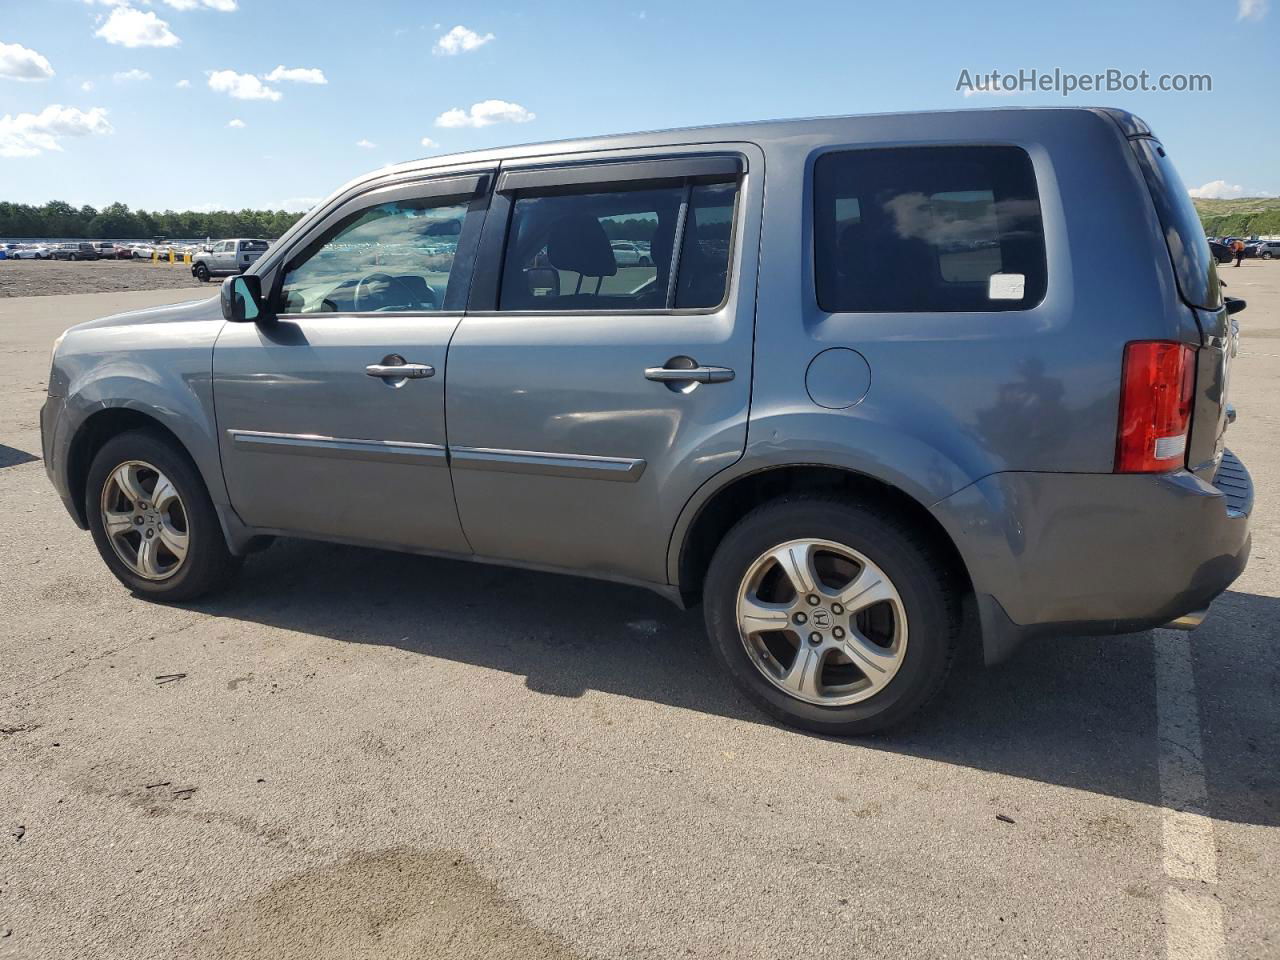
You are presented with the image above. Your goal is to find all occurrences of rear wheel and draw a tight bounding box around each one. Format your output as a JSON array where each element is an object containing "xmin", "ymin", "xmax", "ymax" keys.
[
  {"xmin": 86, "ymin": 430, "xmax": 240, "ymax": 601},
  {"xmin": 194, "ymin": 262, "xmax": 210, "ymax": 282},
  {"xmin": 703, "ymin": 497, "xmax": 960, "ymax": 735}
]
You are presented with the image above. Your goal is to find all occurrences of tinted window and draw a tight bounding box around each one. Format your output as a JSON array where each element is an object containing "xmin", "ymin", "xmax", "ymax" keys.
[
  {"xmin": 279, "ymin": 196, "xmax": 471, "ymax": 314},
  {"xmin": 1129, "ymin": 139, "xmax": 1221, "ymax": 311},
  {"xmin": 814, "ymin": 146, "xmax": 1047, "ymax": 313},
  {"xmin": 242, "ymin": 240, "xmax": 269, "ymax": 252},
  {"xmin": 498, "ymin": 181, "xmax": 736, "ymax": 311}
]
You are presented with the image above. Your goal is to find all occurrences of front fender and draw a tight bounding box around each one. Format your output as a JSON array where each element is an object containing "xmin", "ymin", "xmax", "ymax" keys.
[{"xmin": 54, "ymin": 308, "xmax": 227, "ymax": 515}]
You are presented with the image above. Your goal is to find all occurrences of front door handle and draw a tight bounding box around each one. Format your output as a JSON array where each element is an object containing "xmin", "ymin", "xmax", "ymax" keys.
[
  {"xmin": 644, "ymin": 365, "xmax": 735, "ymax": 384},
  {"xmin": 366, "ymin": 361, "xmax": 434, "ymax": 380}
]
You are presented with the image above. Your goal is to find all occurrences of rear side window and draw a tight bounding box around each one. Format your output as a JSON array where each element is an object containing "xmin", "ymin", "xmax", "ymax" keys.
[
  {"xmin": 497, "ymin": 180, "xmax": 737, "ymax": 312},
  {"xmin": 241, "ymin": 240, "xmax": 269, "ymax": 252},
  {"xmin": 814, "ymin": 145, "xmax": 1048, "ymax": 313},
  {"xmin": 1129, "ymin": 138, "xmax": 1221, "ymax": 311}
]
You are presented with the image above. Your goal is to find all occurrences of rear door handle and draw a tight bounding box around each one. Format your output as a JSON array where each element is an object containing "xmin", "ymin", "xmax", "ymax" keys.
[
  {"xmin": 366, "ymin": 361, "xmax": 434, "ymax": 380},
  {"xmin": 644, "ymin": 365, "xmax": 735, "ymax": 384}
]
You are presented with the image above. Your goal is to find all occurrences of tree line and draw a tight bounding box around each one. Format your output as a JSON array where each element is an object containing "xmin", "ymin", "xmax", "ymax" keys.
[{"xmin": 0, "ymin": 200, "xmax": 306, "ymax": 241}]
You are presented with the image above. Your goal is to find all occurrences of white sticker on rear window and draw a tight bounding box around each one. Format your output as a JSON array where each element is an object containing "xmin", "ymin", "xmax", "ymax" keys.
[{"xmin": 988, "ymin": 273, "xmax": 1025, "ymax": 300}]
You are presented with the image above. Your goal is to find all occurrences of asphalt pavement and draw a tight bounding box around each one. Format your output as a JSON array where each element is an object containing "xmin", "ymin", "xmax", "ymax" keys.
[{"xmin": 1, "ymin": 268, "xmax": 1277, "ymax": 959}]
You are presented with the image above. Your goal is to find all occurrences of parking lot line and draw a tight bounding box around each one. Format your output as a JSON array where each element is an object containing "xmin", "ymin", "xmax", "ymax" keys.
[{"xmin": 1154, "ymin": 630, "xmax": 1224, "ymax": 960}]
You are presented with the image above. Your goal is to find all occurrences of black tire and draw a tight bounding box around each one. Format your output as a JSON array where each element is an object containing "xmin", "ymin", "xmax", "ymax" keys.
[
  {"xmin": 194, "ymin": 262, "xmax": 210, "ymax": 282},
  {"xmin": 86, "ymin": 429, "xmax": 241, "ymax": 601},
  {"xmin": 1264, "ymin": 252, "xmax": 1273, "ymax": 260},
  {"xmin": 703, "ymin": 496, "xmax": 960, "ymax": 736},
  {"xmin": 639, "ymin": 256, "xmax": 652, "ymax": 267}
]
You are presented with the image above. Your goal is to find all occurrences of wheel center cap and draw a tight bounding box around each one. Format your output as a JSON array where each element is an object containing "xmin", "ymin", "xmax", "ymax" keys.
[{"xmin": 811, "ymin": 608, "xmax": 832, "ymax": 629}]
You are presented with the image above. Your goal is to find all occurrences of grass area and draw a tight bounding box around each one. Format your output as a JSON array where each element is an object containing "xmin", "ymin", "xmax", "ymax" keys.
[{"xmin": 1194, "ymin": 196, "xmax": 1280, "ymax": 238}]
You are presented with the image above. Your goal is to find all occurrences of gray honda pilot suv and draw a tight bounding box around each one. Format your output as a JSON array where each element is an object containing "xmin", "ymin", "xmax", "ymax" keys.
[{"xmin": 41, "ymin": 108, "xmax": 1253, "ymax": 734}]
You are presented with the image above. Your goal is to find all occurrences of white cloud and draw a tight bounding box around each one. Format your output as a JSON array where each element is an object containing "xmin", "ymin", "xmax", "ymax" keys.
[
  {"xmin": 1188, "ymin": 179, "xmax": 1245, "ymax": 199},
  {"xmin": 175, "ymin": 78, "xmax": 190, "ymax": 88},
  {"xmin": 434, "ymin": 25, "xmax": 495, "ymax": 55},
  {"xmin": 95, "ymin": 7, "xmax": 181, "ymax": 47},
  {"xmin": 227, "ymin": 117, "xmax": 245, "ymax": 128},
  {"xmin": 435, "ymin": 99, "xmax": 534, "ymax": 128},
  {"xmin": 1187, "ymin": 179, "xmax": 1274, "ymax": 199},
  {"xmin": 1237, "ymin": 0, "xmax": 1269, "ymax": 19},
  {"xmin": 113, "ymin": 68, "xmax": 151, "ymax": 82},
  {"xmin": 420, "ymin": 136, "xmax": 438, "ymax": 149},
  {"xmin": 81, "ymin": 80, "xmax": 96, "ymax": 92},
  {"xmin": 263, "ymin": 65, "xmax": 327, "ymax": 85},
  {"xmin": 281, "ymin": 197, "xmax": 320, "ymax": 213},
  {"xmin": 0, "ymin": 104, "xmax": 113, "ymax": 158},
  {"xmin": 0, "ymin": 41, "xmax": 55, "ymax": 81},
  {"xmin": 158, "ymin": 0, "xmax": 238, "ymax": 10},
  {"xmin": 355, "ymin": 138, "xmax": 376, "ymax": 148},
  {"xmin": 208, "ymin": 69, "xmax": 281, "ymax": 101}
]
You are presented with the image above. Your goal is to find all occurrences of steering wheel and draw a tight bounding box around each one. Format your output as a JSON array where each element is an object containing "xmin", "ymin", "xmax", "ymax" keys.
[{"xmin": 348, "ymin": 273, "xmax": 416, "ymax": 312}]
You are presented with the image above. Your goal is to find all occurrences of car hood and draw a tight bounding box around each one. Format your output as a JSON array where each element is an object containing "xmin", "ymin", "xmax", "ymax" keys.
[{"xmin": 72, "ymin": 294, "xmax": 223, "ymax": 332}]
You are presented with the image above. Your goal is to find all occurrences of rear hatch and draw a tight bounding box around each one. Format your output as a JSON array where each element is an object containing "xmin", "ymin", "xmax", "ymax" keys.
[{"xmin": 1122, "ymin": 125, "xmax": 1233, "ymax": 479}]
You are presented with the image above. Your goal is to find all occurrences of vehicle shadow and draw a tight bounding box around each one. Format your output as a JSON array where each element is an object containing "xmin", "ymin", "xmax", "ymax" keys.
[{"xmin": 191, "ymin": 538, "xmax": 1279, "ymax": 828}]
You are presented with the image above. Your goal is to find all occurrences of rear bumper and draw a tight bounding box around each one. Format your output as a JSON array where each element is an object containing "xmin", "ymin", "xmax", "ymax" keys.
[{"xmin": 933, "ymin": 450, "xmax": 1253, "ymax": 662}]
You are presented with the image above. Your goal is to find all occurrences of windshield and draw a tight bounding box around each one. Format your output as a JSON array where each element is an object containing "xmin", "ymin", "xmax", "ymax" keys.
[{"xmin": 1129, "ymin": 138, "xmax": 1221, "ymax": 311}]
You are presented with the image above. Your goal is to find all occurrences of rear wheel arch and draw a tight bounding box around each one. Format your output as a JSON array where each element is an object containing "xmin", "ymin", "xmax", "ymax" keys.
[{"xmin": 674, "ymin": 464, "xmax": 973, "ymax": 609}]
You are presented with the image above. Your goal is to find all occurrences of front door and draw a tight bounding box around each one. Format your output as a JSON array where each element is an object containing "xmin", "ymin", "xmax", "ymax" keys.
[
  {"xmin": 445, "ymin": 147, "xmax": 762, "ymax": 584},
  {"xmin": 213, "ymin": 172, "xmax": 490, "ymax": 552}
]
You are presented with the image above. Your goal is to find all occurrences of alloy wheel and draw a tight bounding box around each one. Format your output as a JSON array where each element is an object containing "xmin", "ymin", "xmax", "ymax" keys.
[
  {"xmin": 99, "ymin": 460, "xmax": 190, "ymax": 581},
  {"xmin": 736, "ymin": 538, "xmax": 908, "ymax": 706}
]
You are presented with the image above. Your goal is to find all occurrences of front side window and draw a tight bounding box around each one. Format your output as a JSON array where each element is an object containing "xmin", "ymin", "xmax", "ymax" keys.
[
  {"xmin": 497, "ymin": 179, "xmax": 737, "ymax": 312},
  {"xmin": 279, "ymin": 195, "xmax": 471, "ymax": 314},
  {"xmin": 814, "ymin": 145, "xmax": 1048, "ymax": 313}
]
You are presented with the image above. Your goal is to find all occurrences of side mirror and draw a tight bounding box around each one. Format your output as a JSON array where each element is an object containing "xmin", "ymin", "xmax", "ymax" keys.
[
  {"xmin": 220, "ymin": 274, "xmax": 268, "ymax": 323},
  {"xmin": 1224, "ymin": 296, "xmax": 1247, "ymax": 315}
]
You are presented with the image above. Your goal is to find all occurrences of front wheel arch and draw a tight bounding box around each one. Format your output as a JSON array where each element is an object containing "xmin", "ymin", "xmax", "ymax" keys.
[{"xmin": 67, "ymin": 409, "xmax": 197, "ymax": 528}]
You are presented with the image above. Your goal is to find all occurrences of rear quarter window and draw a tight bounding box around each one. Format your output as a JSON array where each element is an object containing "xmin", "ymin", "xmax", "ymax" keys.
[
  {"xmin": 1129, "ymin": 139, "xmax": 1221, "ymax": 311},
  {"xmin": 814, "ymin": 145, "xmax": 1048, "ymax": 313}
]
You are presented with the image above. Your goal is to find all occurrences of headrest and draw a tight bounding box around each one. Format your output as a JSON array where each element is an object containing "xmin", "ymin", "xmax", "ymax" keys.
[{"xmin": 547, "ymin": 213, "xmax": 618, "ymax": 278}]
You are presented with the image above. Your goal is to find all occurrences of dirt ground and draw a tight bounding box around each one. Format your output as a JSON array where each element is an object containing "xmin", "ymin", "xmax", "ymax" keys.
[
  {"xmin": 0, "ymin": 261, "xmax": 1277, "ymax": 959},
  {"xmin": 0, "ymin": 258, "xmax": 208, "ymax": 298}
]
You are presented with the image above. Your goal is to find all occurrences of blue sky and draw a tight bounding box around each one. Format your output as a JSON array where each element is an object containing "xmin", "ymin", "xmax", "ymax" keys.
[{"xmin": 1, "ymin": 0, "xmax": 1276, "ymax": 212}]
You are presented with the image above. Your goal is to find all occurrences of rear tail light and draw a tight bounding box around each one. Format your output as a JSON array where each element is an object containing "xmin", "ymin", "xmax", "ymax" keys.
[{"xmin": 1115, "ymin": 341, "xmax": 1195, "ymax": 473}]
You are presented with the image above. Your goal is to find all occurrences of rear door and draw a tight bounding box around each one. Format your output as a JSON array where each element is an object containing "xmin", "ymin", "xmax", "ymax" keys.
[
  {"xmin": 445, "ymin": 145, "xmax": 763, "ymax": 584},
  {"xmin": 213, "ymin": 171, "xmax": 491, "ymax": 551}
]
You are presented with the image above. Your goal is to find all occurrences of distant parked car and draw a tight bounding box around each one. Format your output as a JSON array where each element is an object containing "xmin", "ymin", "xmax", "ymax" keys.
[
  {"xmin": 1208, "ymin": 241, "xmax": 1233, "ymax": 265},
  {"xmin": 190, "ymin": 238, "xmax": 270, "ymax": 281},
  {"xmin": 610, "ymin": 240, "xmax": 653, "ymax": 267},
  {"xmin": 93, "ymin": 242, "xmax": 117, "ymax": 259},
  {"xmin": 12, "ymin": 244, "xmax": 52, "ymax": 260},
  {"xmin": 111, "ymin": 244, "xmax": 133, "ymax": 260},
  {"xmin": 1253, "ymin": 240, "xmax": 1280, "ymax": 260},
  {"xmin": 53, "ymin": 243, "xmax": 99, "ymax": 261}
]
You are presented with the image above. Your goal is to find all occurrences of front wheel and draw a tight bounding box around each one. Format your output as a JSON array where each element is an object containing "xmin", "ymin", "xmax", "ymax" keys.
[
  {"xmin": 703, "ymin": 497, "xmax": 960, "ymax": 735},
  {"xmin": 194, "ymin": 262, "xmax": 210, "ymax": 282},
  {"xmin": 1264, "ymin": 252, "xmax": 1273, "ymax": 260},
  {"xmin": 86, "ymin": 430, "xmax": 241, "ymax": 601}
]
